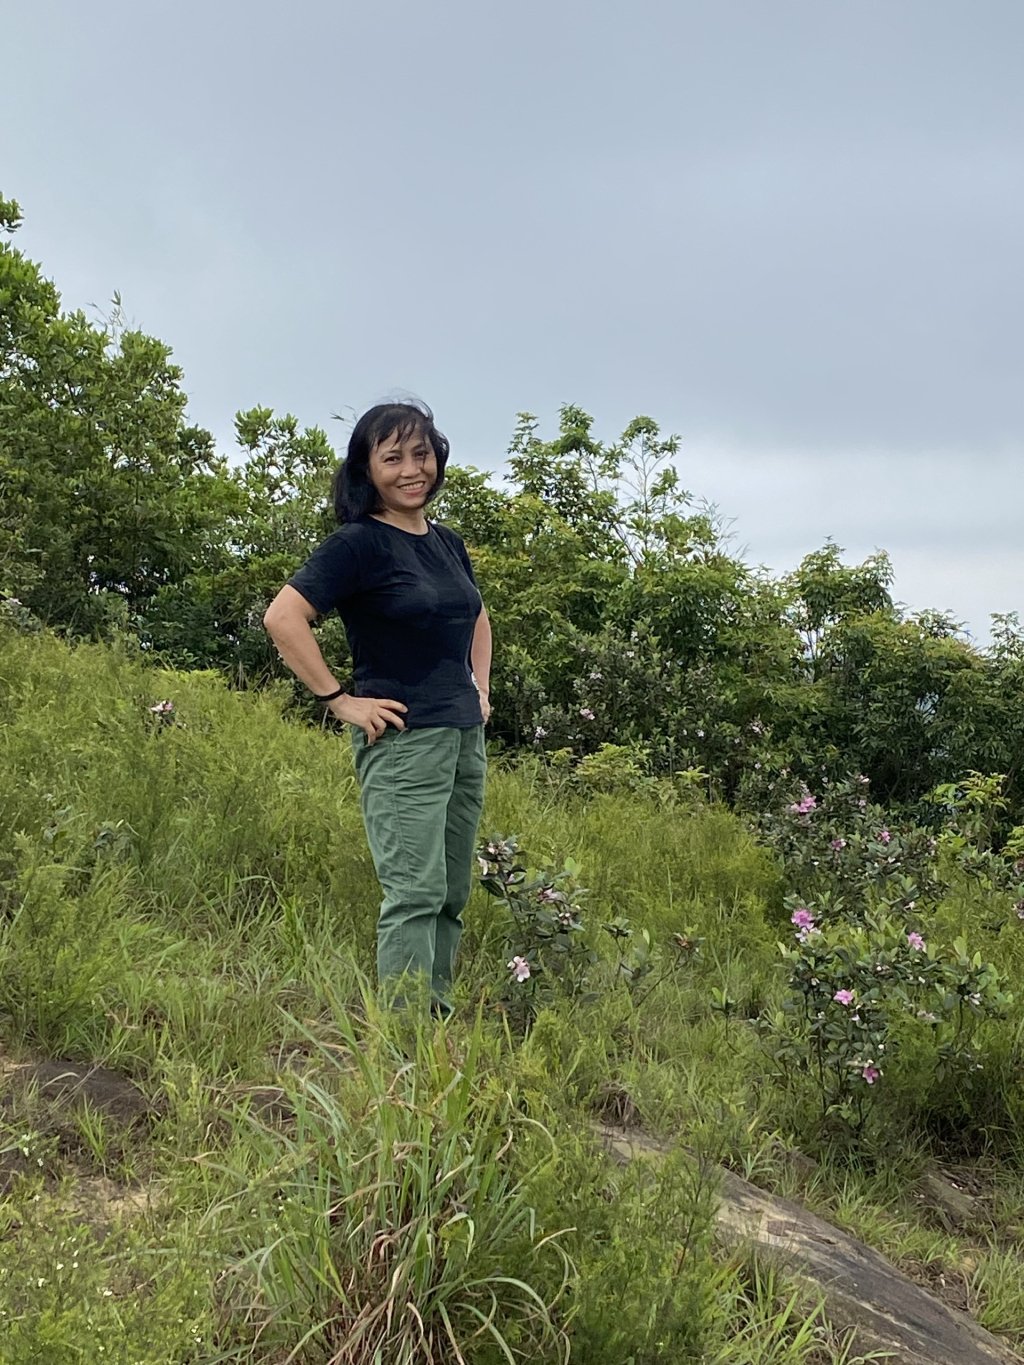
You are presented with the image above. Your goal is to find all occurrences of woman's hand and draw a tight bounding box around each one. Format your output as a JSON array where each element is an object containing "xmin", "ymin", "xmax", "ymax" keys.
[
  {"xmin": 329, "ymin": 694, "xmax": 408, "ymax": 744},
  {"xmin": 477, "ymin": 689, "xmax": 492, "ymax": 724}
]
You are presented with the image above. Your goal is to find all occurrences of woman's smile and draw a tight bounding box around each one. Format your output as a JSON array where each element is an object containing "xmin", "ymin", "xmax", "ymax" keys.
[{"xmin": 369, "ymin": 429, "xmax": 438, "ymax": 519}]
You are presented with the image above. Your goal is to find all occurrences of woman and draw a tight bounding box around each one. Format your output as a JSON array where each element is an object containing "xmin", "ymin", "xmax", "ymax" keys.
[{"xmin": 264, "ymin": 401, "xmax": 491, "ymax": 1016}]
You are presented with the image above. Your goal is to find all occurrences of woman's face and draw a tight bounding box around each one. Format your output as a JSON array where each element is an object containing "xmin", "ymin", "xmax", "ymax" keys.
[{"xmin": 368, "ymin": 427, "xmax": 438, "ymax": 515}]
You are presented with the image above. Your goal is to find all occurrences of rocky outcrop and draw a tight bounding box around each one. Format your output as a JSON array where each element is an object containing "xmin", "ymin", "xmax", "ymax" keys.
[{"xmin": 595, "ymin": 1123, "xmax": 1023, "ymax": 1365}]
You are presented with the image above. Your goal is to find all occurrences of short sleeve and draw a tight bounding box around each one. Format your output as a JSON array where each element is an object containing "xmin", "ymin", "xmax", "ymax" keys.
[
  {"xmin": 286, "ymin": 529, "xmax": 363, "ymax": 615},
  {"xmin": 436, "ymin": 524, "xmax": 478, "ymax": 585}
]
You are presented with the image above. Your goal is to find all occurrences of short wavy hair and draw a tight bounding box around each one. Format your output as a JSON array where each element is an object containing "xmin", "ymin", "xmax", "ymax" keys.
[{"xmin": 332, "ymin": 400, "xmax": 450, "ymax": 523}]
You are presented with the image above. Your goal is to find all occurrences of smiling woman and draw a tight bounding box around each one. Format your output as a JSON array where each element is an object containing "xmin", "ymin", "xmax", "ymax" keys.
[{"xmin": 263, "ymin": 400, "xmax": 492, "ymax": 1016}]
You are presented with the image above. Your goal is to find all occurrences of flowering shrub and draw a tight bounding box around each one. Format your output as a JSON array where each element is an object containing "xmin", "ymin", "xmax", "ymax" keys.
[
  {"xmin": 760, "ymin": 770, "xmax": 1024, "ymax": 939},
  {"xmin": 477, "ymin": 837, "xmax": 596, "ymax": 1030},
  {"xmin": 757, "ymin": 773, "xmax": 945, "ymax": 919},
  {"xmin": 147, "ymin": 698, "xmax": 179, "ymax": 731},
  {"xmin": 769, "ymin": 905, "xmax": 1010, "ymax": 1134},
  {"xmin": 476, "ymin": 836, "xmax": 658, "ymax": 1030},
  {"xmin": 757, "ymin": 771, "xmax": 1014, "ymax": 1138}
]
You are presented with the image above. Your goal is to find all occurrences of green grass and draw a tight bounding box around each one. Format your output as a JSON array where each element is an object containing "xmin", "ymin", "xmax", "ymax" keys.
[{"xmin": 0, "ymin": 625, "xmax": 1021, "ymax": 1361}]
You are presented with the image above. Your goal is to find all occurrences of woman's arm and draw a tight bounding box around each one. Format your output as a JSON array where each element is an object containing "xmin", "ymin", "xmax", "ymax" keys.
[
  {"xmin": 263, "ymin": 586, "xmax": 407, "ymax": 743},
  {"xmin": 471, "ymin": 605, "xmax": 492, "ymax": 723},
  {"xmin": 263, "ymin": 587, "xmax": 343, "ymax": 697}
]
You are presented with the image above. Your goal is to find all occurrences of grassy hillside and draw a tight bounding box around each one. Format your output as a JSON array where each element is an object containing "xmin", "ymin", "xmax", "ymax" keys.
[{"xmin": 0, "ymin": 626, "xmax": 1021, "ymax": 1363}]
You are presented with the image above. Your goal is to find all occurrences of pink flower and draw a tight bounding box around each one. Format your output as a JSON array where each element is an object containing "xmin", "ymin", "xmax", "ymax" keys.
[
  {"xmin": 830, "ymin": 837, "xmax": 847, "ymax": 851},
  {"xmin": 861, "ymin": 1064, "xmax": 881, "ymax": 1084},
  {"xmin": 791, "ymin": 908, "xmax": 815, "ymax": 930},
  {"xmin": 579, "ymin": 707, "xmax": 595, "ymax": 721},
  {"xmin": 906, "ymin": 932, "xmax": 925, "ymax": 952},
  {"xmin": 148, "ymin": 700, "xmax": 175, "ymax": 714},
  {"xmin": 508, "ymin": 955, "xmax": 531, "ymax": 983},
  {"xmin": 878, "ymin": 829, "xmax": 892, "ymax": 844},
  {"xmin": 833, "ymin": 989, "xmax": 855, "ymax": 1005}
]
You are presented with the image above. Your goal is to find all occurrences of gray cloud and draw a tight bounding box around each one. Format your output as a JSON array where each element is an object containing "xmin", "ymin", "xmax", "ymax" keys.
[
  {"xmin": 4, "ymin": 0, "xmax": 1022, "ymax": 641},
  {"xmin": 680, "ymin": 439, "xmax": 1022, "ymax": 643}
]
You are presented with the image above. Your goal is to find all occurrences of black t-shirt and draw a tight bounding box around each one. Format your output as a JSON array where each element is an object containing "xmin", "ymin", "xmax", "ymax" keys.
[{"xmin": 287, "ymin": 517, "xmax": 484, "ymax": 729}]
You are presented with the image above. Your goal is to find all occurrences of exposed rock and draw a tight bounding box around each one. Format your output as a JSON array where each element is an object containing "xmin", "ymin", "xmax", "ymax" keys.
[
  {"xmin": 781, "ymin": 1144, "xmax": 820, "ymax": 1181},
  {"xmin": 916, "ymin": 1168, "xmax": 989, "ymax": 1233},
  {"xmin": 594, "ymin": 1123, "xmax": 1022, "ymax": 1365}
]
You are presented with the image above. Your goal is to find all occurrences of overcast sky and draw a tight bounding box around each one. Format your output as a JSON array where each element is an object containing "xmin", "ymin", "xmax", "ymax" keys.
[{"xmin": 5, "ymin": 0, "xmax": 1022, "ymax": 644}]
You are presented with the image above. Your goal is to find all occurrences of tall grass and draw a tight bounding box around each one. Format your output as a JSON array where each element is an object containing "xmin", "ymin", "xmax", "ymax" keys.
[
  {"xmin": 215, "ymin": 989, "xmax": 573, "ymax": 1363},
  {"xmin": 0, "ymin": 624, "xmax": 1019, "ymax": 1362}
]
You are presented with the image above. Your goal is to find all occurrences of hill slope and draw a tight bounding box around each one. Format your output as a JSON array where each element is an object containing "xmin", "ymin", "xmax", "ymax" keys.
[{"xmin": 0, "ymin": 627, "xmax": 1021, "ymax": 1363}]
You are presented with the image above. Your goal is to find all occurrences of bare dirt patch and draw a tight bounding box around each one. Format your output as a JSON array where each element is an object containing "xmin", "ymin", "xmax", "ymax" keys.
[{"xmin": 6, "ymin": 1058, "xmax": 152, "ymax": 1126}]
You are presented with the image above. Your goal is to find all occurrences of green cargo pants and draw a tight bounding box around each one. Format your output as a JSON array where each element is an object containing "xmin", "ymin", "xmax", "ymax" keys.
[{"xmin": 352, "ymin": 724, "xmax": 486, "ymax": 1011}]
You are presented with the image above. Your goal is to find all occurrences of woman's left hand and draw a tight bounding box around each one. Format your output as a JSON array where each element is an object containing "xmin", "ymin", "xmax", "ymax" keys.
[{"xmin": 478, "ymin": 690, "xmax": 492, "ymax": 724}]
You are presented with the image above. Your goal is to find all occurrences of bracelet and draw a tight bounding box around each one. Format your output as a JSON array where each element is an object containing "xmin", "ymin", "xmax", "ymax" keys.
[{"xmin": 314, "ymin": 685, "xmax": 346, "ymax": 703}]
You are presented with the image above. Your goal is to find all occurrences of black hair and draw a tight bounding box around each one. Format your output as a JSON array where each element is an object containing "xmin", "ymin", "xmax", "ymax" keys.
[{"xmin": 332, "ymin": 400, "xmax": 450, "ymax": 523}]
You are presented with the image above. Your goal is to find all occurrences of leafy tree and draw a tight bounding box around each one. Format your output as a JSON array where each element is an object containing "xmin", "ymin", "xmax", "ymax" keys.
[
  {"xmin": 5, "ymin": 195, "xmax": 1023, "ymax": 825},
  {"xmin": 0, "ymin": 196, "xmax": 231, "ymax": 632},
  {"xmin": 786, "ymin": 541, "xmax": 896, "ymax": 675},
  {"xmin": 438, "ymin": 407, "xmax": 798, "ymax": 778},
  {"xmin": 143, "ymin": 408, "xmax": 339, "ymax": 685}
]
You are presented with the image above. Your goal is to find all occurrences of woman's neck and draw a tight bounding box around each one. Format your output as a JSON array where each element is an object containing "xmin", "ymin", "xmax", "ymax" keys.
[{"xmin": 371, "ymin": 507, "xmax": 430, "ymax": 534}]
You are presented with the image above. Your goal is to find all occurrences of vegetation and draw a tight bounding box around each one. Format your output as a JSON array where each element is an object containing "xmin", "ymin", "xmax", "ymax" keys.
[
  {"xmin": 3, "ymin": 191, "xmax": 1023, "ymax": 1358},
  {"xmin": 3, "ymin": 193, "xmax": 1024, "ymax": 826},
  {"xmin": 2, "ymin": 629, "xmax": 1024, "ymax": 1361}
]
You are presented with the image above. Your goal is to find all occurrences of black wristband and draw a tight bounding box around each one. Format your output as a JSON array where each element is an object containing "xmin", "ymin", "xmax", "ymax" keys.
[{"xmin": 314, "ymin": 686, "xmax": 346, "ymax": 703}]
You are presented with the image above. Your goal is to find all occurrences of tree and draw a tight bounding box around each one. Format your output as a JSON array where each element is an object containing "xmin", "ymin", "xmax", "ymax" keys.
[
  {"xmin": 0, "ymin": 195, "xmax": 232, "ymax": 632},
  {"xmin": 143, "ymin": 408, "xmax": 340, "ymax": 685}
]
